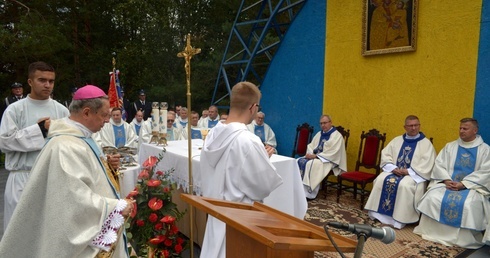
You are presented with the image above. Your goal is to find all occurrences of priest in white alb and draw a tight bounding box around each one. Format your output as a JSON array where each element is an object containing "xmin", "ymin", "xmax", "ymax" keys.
[
  {"xmin": 94, "ymin": 107, "xmax": 137, "ymax": 148},
  {"xmin": 199, "ymin": 82, "xmax": 283, "ymax": 258},
  {"xmin": 297, "ymin": 115, "xmax": 347, "ymax": 199},
  {"xmin": 364, "ymin": 115, "xmax": 436, "ymax": 229},
  {"xmin": 414, "ymin": 118, "xmax": 490, "ymax": 249},
  {"xmin": 130, "ymin": 110, "xmax": 151, "ymax": 149},
  {"xmin": 246, "ymin": 111, "xmax": 277, "ymax": 149}
]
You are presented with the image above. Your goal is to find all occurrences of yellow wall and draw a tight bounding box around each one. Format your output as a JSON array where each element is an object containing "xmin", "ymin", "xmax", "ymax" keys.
[{"xmin": 324, "ymin": 1, "xmax": 482, "ymax": 171}]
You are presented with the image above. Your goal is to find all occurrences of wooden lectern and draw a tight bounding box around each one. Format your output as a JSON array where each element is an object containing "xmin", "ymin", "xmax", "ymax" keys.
[{"xmin": 181, "ymin": 194, "xmax": 356, "ymax": 258}]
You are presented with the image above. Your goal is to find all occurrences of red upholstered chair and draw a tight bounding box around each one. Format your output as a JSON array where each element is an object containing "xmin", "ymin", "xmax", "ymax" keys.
[
  {"xmin": 336, "ymin": 129, "xmax": 386, "ymax": 209},
  {"xmin": 291, "ymin": 123, "xmax": 314, "ymax": 158},
  {"xmin": 322, "ymin": 125, "xmax": 350, "ymax": 196}
]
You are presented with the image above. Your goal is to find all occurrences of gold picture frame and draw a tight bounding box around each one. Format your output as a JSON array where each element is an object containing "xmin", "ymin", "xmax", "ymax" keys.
[{"xmin": 362, "ymin": 0, "xmax": 418, "ymax": 56}]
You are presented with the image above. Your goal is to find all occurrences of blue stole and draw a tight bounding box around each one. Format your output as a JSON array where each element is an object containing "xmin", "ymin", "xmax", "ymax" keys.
[
  {"xmin": 179, "ymin": 120, "xmax": 187, "ymax": 127},
  {"xmin": 208, "ymin": 119, "xmax": 219, "ymax": 128},
  {"xmin": 191, "ymin": 129, "xmax": 202, "ymax": 139},
  {"xmin": 377, "ymin": 133, "xmax": 425, "ymax": 216},
  {"xmin": 254, "ymin": 125, "xmax": 266, "ymax": 143},
  {"xmin": 134, "ymin": 124, "xmax": 141, "ymax": 136},
  {"xmin": 82, "ymin": 136, "xmax": 128, "ymax": 255},
  {"xmin": 167, "ymin": 129, "xmax": 175, "ymax": 140},
  {"xmin": 112, "ymin": 124, "xmax": 126, "ymax": 147},
  {"xmin": 297, "ymin": 127, "xmax": 337, "ymax": 178},
  {"xmin": 439, "ymin": 146, "xmax": 477, "ymax": 227}
]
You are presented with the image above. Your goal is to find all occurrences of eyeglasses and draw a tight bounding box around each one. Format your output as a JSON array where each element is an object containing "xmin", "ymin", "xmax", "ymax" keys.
[
  {"xmin": 167, "ymin": 119, "xmax": 175, "ymax": 123},
  {"xmin": 320, "ymin": 121, "xmax": 331, "ymax": 125},
  {"xmin": 249, "ymin": 103, "xmax": 261, "ymax": 112}
]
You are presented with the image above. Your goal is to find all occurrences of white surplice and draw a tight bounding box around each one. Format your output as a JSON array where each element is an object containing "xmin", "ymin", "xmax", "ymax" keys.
[
  {"xmin": 0, "ymin": 96, "xmax": 69, "ymax": 228},
  {"xmin": 414, "ymin": 136, "xmax": 490, "ymax": 249},
  {"xmin": 364, "ymin": 134, "xmax": 436, "ymax": 228},
  {"xmin": 0, "ymin": 118, "xmax": 128, "ymax": 257},
  {"xmin": 199, "ymin": 122, "xmax": 283, "ymax": 258},
  {"xmin": 94, "ymin": 118, "xmax": 137, "ymax": 148}
]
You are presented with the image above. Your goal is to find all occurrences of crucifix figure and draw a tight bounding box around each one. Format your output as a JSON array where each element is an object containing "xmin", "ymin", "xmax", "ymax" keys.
[{"xmin": 177, "ymin": 34, "xmax": 201, "ymax": 87}]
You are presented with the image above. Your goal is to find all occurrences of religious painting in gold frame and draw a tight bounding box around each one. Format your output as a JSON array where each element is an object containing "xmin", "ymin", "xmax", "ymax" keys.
[{"xmin": 362, "ymin": 0, "xmax": 418, "ymax": 56}]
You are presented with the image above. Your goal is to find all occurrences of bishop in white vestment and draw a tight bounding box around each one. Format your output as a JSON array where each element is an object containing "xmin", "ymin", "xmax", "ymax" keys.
[{"xmin": 0, "ymin": 85, "xmax": 133, "ymax": 257}]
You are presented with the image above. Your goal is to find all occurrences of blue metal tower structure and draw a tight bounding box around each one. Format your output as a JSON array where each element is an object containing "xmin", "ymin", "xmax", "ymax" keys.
[{"xmin": 211, "ymin": 0, "xmax": 307, "ymax": 108}]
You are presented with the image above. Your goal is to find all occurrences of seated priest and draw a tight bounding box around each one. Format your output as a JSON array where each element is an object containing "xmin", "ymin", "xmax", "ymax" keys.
[
  {"xmin": 130, "ymin": 110, "xmax": 151, "ymax": 149},
  {"xmin": 246, "ymin": 111, "xmax": 277, "ymax": 149},
  {"xmin": 364, "ymin": 115, "xmax": 436, "ymax": 229},
  {"xmin": 414, "ymin": 118, "xmax": 490, "ymax": 249},
  {"xmin": 297, "ymin": 115, "xmax": 347, "ymax": 199},
  {"xmin": 197, "ymin": 105, "xmax": 220, "ymax": 129},
  {"xmin": 175, "ymin": 107, "xmax": 189, "ymax": 128},
  {"xmin": 166, "ymin": 112, "xmax": 182, "ymax": 141},
  {"xmin": 94, "ymin": 107, "xmax": 137, "ymax": 148},
  {"xmin": 181, "ymin": 111, "xmax": 204, "ymax": 140}
]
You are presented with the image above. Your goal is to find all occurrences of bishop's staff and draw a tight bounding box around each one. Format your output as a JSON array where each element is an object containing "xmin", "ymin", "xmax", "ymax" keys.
[{"xmin": 177, "ymin": 33, "xmax": 200, "ymax": 258}]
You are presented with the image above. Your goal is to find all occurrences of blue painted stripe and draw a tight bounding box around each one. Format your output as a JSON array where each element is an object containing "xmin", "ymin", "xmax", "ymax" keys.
[{"xmin": 474, "ymin": 0, "xmax": 490, "ymax": 139}]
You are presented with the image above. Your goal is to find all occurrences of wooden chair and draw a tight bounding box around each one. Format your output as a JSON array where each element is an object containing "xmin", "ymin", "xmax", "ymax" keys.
[
  {"xmin": 336, "ymin": 129, "xmax": 386, "ymax": 209},
  {"xmin": 322, "ymin": 125, "xmax": 350, "ymax": 196},
  {"xmin": 291, "ymin": 123, "xmax": 314, "ymax": 158}
]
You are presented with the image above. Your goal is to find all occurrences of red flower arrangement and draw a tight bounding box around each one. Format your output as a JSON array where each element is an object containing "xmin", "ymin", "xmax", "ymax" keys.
[{"xmin": 126, "ymin": 153, "xmax": 187, "ymax": 257}]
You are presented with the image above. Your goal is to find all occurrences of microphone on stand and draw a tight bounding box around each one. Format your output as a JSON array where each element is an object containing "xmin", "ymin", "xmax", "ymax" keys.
[{"xmin": 327, "ymin": 221, "xmax": 396, "ymax": 244}]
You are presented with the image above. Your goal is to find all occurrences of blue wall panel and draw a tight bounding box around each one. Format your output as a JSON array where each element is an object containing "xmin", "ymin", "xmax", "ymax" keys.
[
  {"xmin": 260, "ymin": 0, "xmax": 326, "ymax": 156},
  {"xmin": 474, "ymin": 0, "xmax": 490, "ymax": 140}
]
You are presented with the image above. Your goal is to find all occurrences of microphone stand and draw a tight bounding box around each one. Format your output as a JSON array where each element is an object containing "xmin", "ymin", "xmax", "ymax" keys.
[{"xmin": 354, "ymin": 231, "xmax": 369, "ymax": 258}]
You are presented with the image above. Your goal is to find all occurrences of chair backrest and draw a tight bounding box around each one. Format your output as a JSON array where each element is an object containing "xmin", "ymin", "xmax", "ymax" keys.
[
  {"xmin": 292, "ymin": 123, "xmax": 314, "ymax": 157},
  {"xmin": 355, "ymin": 129, "xmax": 386, "ymax": 174},
  {"xmin": 336, "ymin": 125, "xmax": 350, "ymax": 150}
]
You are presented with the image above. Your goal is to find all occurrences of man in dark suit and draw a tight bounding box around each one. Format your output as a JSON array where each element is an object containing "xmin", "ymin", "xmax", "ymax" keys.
[
  {"xmin": 132, "ymin": 89, "xmax": 151, "ymax": 120},
  {"xmin": 120, "ymin": 88, "xmax": 133, "ymax": 121},
  {"xmin": 1, "ymin": 82, "xmax": 25, "ymax": 123}
]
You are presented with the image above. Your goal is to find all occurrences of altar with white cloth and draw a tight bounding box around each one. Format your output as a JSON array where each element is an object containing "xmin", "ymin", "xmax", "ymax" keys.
[{"xmin": 137, "ymin": 140, "xmax": 308, "ymax": 245}]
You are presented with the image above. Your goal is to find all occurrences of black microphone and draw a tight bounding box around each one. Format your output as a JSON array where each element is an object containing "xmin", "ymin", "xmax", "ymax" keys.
[{"xmin": 326, "ymin": 221, "xmax": 395, "ymax": 244}]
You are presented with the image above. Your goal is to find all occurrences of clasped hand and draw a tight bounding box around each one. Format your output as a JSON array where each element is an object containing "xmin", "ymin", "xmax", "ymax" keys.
[{"xmin": 444, "ymin": 180, "xmax": 465, "ymax": 191}]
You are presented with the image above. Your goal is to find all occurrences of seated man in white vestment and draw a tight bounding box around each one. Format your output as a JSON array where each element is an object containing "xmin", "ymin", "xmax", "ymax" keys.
[
  {"xmin": 0, "ymin": 61, "xmax": 69, "ymax": 230},
  {"xmin": 94, "ymin": 107, "xmax": 137, "ymax": 148},
  {"xmin": 414, "ymin": 118, "xmax": 490, "ymax": 249},
  {"xmin": 199, "ymin": 82, "xmax": 283, "ymax": 258},
  {"xmin": 198, "ymin": 108, "xmax": 209, "ymax": 124},
  {"xmin": 130, "ymin": 110, "xmax": 151, "ymax": 149},
  {"xmin": 365, "ymin": 115, "xmax": 436, "ymax": 229},
  {"xmin": 297, "ymin": 115, "xmax": 347, "ymax": 199},
  {"xmin": 0, "ymin": 85, "xmax": 134, "ymax": 257},
  {"xmin": 175, "ymin": 107, "xmax": 188, "ymax": 128},
  {"xmin": 197, "ymin": 105, "xmax": 220, "ymax": 129},
  {"xmin": 181, "ymin": 111, "xmax": 204, "ymax": 140},
  {"xmin": 246, "ymin": 111, "xmax": 277, "ymax": 149},
  {"xmin": 166, "ymin": 112, "xmax": 182, "ymax": 141}
]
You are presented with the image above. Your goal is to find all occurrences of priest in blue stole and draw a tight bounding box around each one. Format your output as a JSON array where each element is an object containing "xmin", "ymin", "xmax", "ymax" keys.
[
  {"xmin": 365, "ymin": 115, "xmax": 436, "ymax": 229},
  {"xmin": 94, "ymin": 107, "xmax": 137, "ymax": 148},
  {"xmin": 414, "ymin": 118, "xmax": 490, "ymax": 249},
  {"xmin": 297, "ymin": 115, "xmax": 347, "ymax": 199},
  {"xmin": 246, "ymin": 111, "xmax": 277, "ymax": 148}
]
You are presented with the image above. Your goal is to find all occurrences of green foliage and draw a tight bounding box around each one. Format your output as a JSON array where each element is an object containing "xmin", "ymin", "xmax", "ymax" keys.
[{"xmin": 0, "ymin": 0, "xmax": 242, "ymax": 108}]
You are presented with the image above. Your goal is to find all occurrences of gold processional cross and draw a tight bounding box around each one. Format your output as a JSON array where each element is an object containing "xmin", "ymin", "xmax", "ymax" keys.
[{"xmin": 177, "ymin": 33, "xmax": 200, "ymax": 258}]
